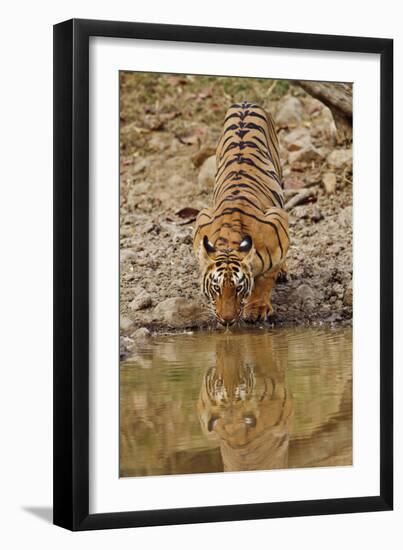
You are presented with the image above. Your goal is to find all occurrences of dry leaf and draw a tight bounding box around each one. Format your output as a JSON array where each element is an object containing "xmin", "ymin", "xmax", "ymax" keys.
[
  {"xmin": 166, "ymin": 75, "xmax": 188, "ymax": 86},
  {"xmin": 177, "ymin": 126, "xmax": 208, "ymax": 145},
  {"xmin": 141, "ymin": 111, "xmax": 180, "ymax": 131},
  {"xmin": 198, "ymin": 87, "xmax": 213, "ymax": 99},
  {"xmin": 175, "ymin": 207, "xmax": 200, "ymax": 219},
  {"xmin": 121, "ymin": 158, "xmax": 134, "ymax": 167},
  {"xmin": 289, "ymin": 161, "xmax": 308, "ymax": 172},
  {"xmin": 285, "ymin": 188, "xmax": 317, "ymax": 211}
]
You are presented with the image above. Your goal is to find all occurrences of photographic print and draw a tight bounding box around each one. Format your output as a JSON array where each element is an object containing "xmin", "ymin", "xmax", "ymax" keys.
[
  {"xmin": 119, "ymin": 72, "xmax": 353, "ymax": 478},
  {"xmin": 53, "ymin": 19, "xmax": 393, "ymax": 529}
]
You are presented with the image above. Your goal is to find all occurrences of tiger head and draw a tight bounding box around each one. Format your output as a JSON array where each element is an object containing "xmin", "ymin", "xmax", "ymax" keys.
[
  {"xmin": 197, "ymin": 333, "xmax": 293, "ymax": 472},
  {"xmin": 200, "ymin": 235, "xmax": 254, "ymax": 324}
]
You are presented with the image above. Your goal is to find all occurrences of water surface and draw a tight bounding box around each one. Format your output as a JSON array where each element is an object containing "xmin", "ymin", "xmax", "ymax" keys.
[{"xmin": 120, "ymin": 327, "xmax": 352, "ymax": 477}]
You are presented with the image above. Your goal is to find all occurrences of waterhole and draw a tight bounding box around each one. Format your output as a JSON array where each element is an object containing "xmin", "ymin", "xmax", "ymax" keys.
[{"xmin": 120, "ymin": 327, "xmax": 352, "ymax": 477}]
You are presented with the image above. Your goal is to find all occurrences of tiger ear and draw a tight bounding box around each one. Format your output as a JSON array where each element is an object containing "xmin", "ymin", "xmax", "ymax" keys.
[
  {"xmin": 239, "ymin": 235, "xmax": 252, "ymax": 253},
  {"xmin": 203, "ymin": 235, "xmax": 216, "ymax": 255},
  {"xmin": 198, "ymin": 235, "xmax": 215, "ymax": 264},
  {"xmin": 240, "ymin": 237, "xmax": 256, "ymax": 267}
]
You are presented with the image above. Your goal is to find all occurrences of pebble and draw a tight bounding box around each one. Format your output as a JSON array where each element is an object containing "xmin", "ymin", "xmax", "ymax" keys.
[
  {"xmin": 276, "ymin": 96, "xmax": 303, "ymax": 126},
  {"xmin": 327, "ymin": 148, "xmax": 353, "ymax": 171},
  {"xmin": 132, "ymin": 158, "xmax": 149, "ymax": 175},
  {"xmin": 120, "ymin": 316, "xmax": 134, "ymax": 331},
  {"xmin": 153, "ymin": 297, "xmax": 211, "ymax": 328},
  {"xmin": 343, "ymin": 282, "xmax": 353, "ymax": 307},
  {"xmin": 332, "ymin": 283, "xmax": 344, "ymax": 298},
  {"xmin": 130, "ymin": 293, "xmax": 152, "ymax": 311},
  {"xmin": 120, "ymin": 249, "xmax": 136, "ymax": 263},
  {"xmin": 290, "ymin": 284, "xmax": 316, "ymax": 311},
  {"xmin": 283, "ymin": 127, "xmax": 311, "ymax": 151},
  {"xmin": 322, "ymin": 172, "xmax": 337, "ymax": 194},
  {"xmin": 311, "ymin": 206, "xmax": 324, "ymax": 222},
  {"xmin": 132, "ymin": 327, "xmax": 151, "ymax": 341},
  {"xmin": 289, "ymin": 145, "xmax": 324, "ymax": 164},
  {"xmin": 133, "ymin": 181, "xmax": 151, "ymax": 194},
  {"xmin": 339, "ymin": 206, "xmax": 352, "ymax": 227}
]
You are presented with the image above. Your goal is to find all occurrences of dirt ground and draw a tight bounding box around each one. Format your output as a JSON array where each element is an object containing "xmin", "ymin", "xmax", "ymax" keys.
[{"xmin": 119, "ymin": 73, "xmax": 353, "ymax": 353}]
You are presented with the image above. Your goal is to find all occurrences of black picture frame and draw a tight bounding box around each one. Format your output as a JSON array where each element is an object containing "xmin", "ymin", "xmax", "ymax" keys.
[{"xmin": 53, "ymin": 18, "xmax": 393, "ymax": 531}]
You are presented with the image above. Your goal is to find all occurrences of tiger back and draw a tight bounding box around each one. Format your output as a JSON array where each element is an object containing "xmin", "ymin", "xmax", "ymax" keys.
[{"xmin": 193, "ymin": 101, "xmax": 289, "ymax": 324}]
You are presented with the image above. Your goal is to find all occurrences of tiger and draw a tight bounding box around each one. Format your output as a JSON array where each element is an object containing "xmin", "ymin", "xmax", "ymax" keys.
[
  {"xmin": 197, "ymin": 332, "xmax": 294, "ymax": 472},
  {"xmin": 193, "ymin": 101, "xmax": 289, "ymax": 325}
]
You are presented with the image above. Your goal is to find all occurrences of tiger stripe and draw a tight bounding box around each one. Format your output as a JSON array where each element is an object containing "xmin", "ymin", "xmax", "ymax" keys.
[{"xmin": 193, "ymin": 101, "xmax": 290, "ymax": 324}]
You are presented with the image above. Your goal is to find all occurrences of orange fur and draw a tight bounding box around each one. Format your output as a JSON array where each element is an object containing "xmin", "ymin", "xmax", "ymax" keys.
[{"xmin": 194, "ymin": 102, "xmax": 289, "ymax": 323}]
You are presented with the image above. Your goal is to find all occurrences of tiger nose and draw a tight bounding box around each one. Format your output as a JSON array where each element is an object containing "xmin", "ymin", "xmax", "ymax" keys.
[{"xmin": 219, "ymin": 312, "xmax": 237, "ymax": 324}]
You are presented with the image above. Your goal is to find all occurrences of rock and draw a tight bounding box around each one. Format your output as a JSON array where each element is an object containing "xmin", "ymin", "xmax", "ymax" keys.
[
  {"xmin": 283, "ymin": 127, "xmax": 311, "ymax": 151},
  {"xmin": 148, "ymin": 133, "xmax": 169, "ymax": 152},
  {"xmin": 198, "ymin": 155, "xmax": 216, "ymax": 187},
  {"xmin": 290, "ymin": 284, "xmax": 316, "ymax": 310},
  {"xmin": 132, "ymin": 158, "xmax": 149, "ymax": 175},
  {"xmin": 175, "ymin": 228, "xmax": 193, "ymax": 245},
  {"xmin": 316, "ymin": 146, "xmax": 331, "ymax": 158},
  {"xmin": 140, "ymin": 221, "xmax": 155, "ymax": 234},
  {"xmin": 131, "ymin": 181, "xmax": 150, "ymax": 195},
  {"xmin": 339, "ymin": 206, "xmax": 352, "ymax": 227},
  {"xmin": 291, "ymin": 205, "xmax": 310, "ymax": 219},
  {"xmin": 310, "ymin": 118, "xmax": 338, "ymax": 145},
  {"xmin": 132, "ymin": 327, "xmax": 151, "ymax": 341},
  {"xmin": 332, "ymin": 283, "xmax": 344, "ymax": 298},
  {"xmin": 328, "ymin": 244, "xmax": 344, "ymax": 256},
  {"xmin": 289, "ymin": 144, "xmax": 325, "ymax": 164},
  {"xmin": 167, "ymin": 174, "xmax": 184, "ymax": 187},
  {"xmin": 130, "ymin": 293, "xmax": 152, "ymax": 311},
  {"xmin": 322, "ymin": 172, "xmax": 337, "ymax": 194},
  {"xmin": 311, "ymin": 205, "xmax": 324, "ymax": 222},
  {"xmin": 306, "ymin": 98, "xmax": 324, "ymax": 116},
  {"xmin": 152, "ymin": 297, "xmax": 211, "ymax": 328},
  {"xmin": 120, "ymin": 249, "xmax": 136, "ymax": 263},
  {"xmin": 120, "ymin": 316, "xmax": 134, "ymax": 331},
  {"xmin": 285, "ymin": 188, "xmax": 317, "ymax": 211},
  {"xmin": 276, "ymin": 96, "xmax": 303, "ymax": 126},
  {"xmin": 343, "ymin": 282, "xmax": 353, "ymax": 307},
  {"xmin": 327, "ymin": 148, "xmax": 353, "ymax": 171},
  {"xmin": 120, "ymin": 336, "xmax": 135, "ymax": 357}
]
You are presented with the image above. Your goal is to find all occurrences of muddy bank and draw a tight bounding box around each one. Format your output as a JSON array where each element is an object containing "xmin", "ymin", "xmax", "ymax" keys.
[{"xmin": 119, "ymin": 73, "xmax": 352, "ymax": 354}]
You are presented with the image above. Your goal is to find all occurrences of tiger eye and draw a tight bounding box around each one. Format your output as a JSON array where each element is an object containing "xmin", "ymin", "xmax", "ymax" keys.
[
  {"xmin": 244, "ymin": 414, "xmax": 257, "ymax": 427},
  {"xmin": 208, "ymin": 416, "xmax": 219, "ymax": 432}
]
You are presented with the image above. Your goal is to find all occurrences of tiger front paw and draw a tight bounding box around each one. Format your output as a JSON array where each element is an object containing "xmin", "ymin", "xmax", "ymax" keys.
[
  {"xmin": 242, "ymin": 300, "xmax": 274, "ymax": 323},
  {"xmin": 276, "ymin": 262, "xmax": 288, "ymax": 284},
  {"xmin": 276, "ymin": 270, "xmax": 288, "ymax": 284}
]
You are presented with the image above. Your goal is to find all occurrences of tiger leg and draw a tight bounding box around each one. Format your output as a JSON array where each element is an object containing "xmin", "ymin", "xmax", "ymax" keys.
[{"xmin": 242, "ymin": 267, "xmax": 280, "ymax": 322}]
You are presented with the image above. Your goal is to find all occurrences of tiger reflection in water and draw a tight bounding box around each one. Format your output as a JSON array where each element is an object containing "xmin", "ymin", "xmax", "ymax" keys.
[{"xmin": 197, "ymin": 332, "xmax": 293, "ymax": 472}]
